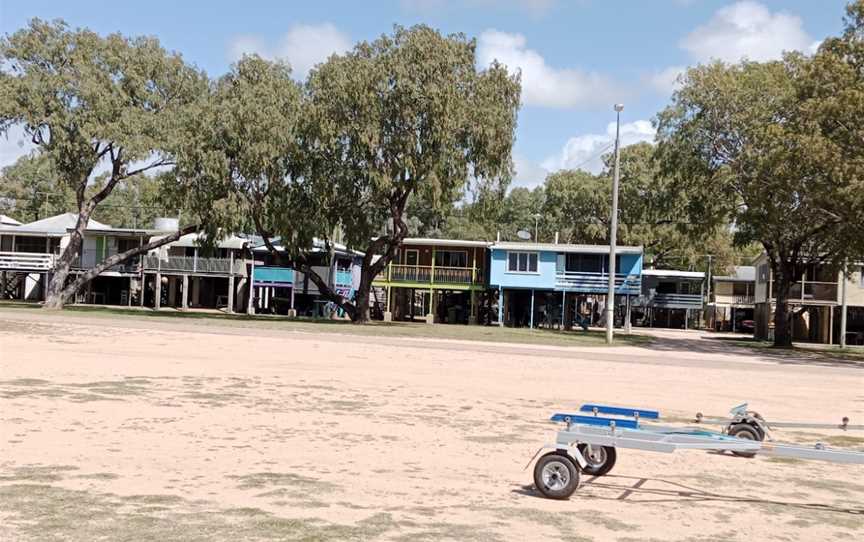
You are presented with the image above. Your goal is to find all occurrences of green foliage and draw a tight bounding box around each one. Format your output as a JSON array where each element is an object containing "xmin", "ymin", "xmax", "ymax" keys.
[
  {"xmin": 171, "ymin": 54, "xmax": 305, "ymax": 251},
  {"xmin": 654, "ymin": 1, "xmax": 864, "ymax": 345},
  {"xmin": 0, "ymin": 154, "xmax": 74, "ymax": 221},
  {"xmin": 305, "ymin": 25, "xmax": 520, "ymax": 252},
  {"xmin": 0, "ymin": 19, "xmax": 207, "ymax": 199}
]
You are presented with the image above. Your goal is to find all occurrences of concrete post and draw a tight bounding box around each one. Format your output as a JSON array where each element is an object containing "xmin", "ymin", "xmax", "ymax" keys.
[
  {"xmin": 625, "ymin": 295, "xmax": 632, "ymax": 334},
  {"xmin": 227, "ymin": 275, "xmax": 235, "ymax": 314},
  {"xmin": 529, "ymin": 289, "xmax": 535, "ymax": 329},
  {"xmin": 498, "ymin": 287, "xmax": 504, "ymax": 327},
  {"xmin": 128, "ymin": 276, "xmax": 133, "ymax": 307},
  {"xmin": 154, "ymin": 272, "xmax": 161, "ymax": 310},
  {"xmin": 182, "ymin": 274, "xmax": 189, "ymax": 310}
]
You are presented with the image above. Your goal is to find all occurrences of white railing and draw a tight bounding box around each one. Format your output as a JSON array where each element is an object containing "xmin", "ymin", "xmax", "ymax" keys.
[
  {"xmin": 143, "ymin": 255, "xmax": 246, "ymax": 275},
  {"xmin": 555, "ymin": 271, "xmax": 641, "ymax": 295},
  {"xmin": 0, "ymin": 251, "xmax": 55, "ymax": 271}
]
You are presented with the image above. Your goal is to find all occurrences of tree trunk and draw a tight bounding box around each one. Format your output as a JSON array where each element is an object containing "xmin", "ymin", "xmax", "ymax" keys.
[
  {"xmin": 353, "ymin": 273, "xmax": 372, "ymax": 323},
  {"xmin": 44, "ymin": 210, "xmax": 91, "ymax": 310},
  {"xmin": 772, "ymin": 261, "xmax": 795, "ymax": 348}
]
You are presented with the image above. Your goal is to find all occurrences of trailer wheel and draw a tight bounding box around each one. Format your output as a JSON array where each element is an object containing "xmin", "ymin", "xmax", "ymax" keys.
[
  {"xmin": 728, "ymin": 423, "xmax": 761, "ymax": 458},
  {"xmin": 534, "ymin": 452, "xmax": 580, "ymax": 499},
  {"xmin": 577, "ymin": 444, "xmax": 617, "ymax": 476}
]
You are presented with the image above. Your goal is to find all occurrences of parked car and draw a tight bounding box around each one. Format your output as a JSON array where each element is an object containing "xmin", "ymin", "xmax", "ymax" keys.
[{"xmin": 739, "ymin": 319, "xmax": 755, "ymax": 333}]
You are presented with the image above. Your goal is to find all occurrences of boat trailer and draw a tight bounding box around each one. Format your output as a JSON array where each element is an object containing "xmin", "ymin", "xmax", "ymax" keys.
[{"xmin": 530, "ymin": 403, "xmax": 864, "ymax": 500}]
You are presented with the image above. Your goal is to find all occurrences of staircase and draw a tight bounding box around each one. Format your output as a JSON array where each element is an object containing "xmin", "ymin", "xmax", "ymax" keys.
[{"xmin": 1, "ymin": 272, "xmax": 27, "ymax": 300}]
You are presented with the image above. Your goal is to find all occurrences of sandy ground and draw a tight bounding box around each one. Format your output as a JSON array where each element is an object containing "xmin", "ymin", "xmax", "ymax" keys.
[{"xmin": 1, "ymin": 310, "xmax": 862, "ymax": 541}]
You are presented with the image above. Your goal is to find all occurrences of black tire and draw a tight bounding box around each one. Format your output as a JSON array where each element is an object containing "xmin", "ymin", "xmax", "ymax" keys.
[
  {"xmin": 577, "ymin": 444, "xmax": 617, "ymax": 476},
  {"xmin": 533, "ymin": 452, "xmax": 580, "ymax": 499},
  {"xmin": 727, "ymin": 423, "xmax": 762, "ymax": 458}
]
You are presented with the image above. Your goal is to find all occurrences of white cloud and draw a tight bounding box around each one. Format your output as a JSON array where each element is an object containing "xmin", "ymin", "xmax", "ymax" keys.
[
  {"xmin": 541, "ymin": 120, "xmax": 655, "ymax": 174},
  {"xmin": 477, "ymin": 30, "xmax": 619, "ymax": 109},
  {"xmin": 511, "ymin": 154, "xmax": 550, "ymax": 189},
  {"xmin": 227, "ymin": 23, "xmax": 351, "ymax": 79},
  {"xmin": 680, "ymin": 1, "xmax": 814, "ymax": 63},
  {"xmin": 0, "ymin": 125, "xmax": 36, "ymax": 169},
  {"xmin": 644, "ymin": 65, "xmax": 685, "ymax": 95}
]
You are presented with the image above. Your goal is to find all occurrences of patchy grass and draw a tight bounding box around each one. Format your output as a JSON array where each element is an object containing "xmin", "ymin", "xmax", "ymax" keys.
[
  {"xmin": 709, "ymin": 335, "xmax": 864, "ymax": 365},
  {"xmin": 0, "ymin": 302, "xmax": 653, "ymax": 348},
  {"xmin": 0, "ymin": 483, "xmax": 405, "ymax": 542}
]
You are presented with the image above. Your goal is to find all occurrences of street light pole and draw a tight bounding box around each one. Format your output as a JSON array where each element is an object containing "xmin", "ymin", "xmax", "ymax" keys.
[{"xmin": 606, "ymin": 104, "xmax": 623, "ymax": 345}]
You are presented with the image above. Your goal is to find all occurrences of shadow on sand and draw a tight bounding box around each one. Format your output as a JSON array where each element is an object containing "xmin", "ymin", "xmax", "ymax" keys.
[{"xmin": 514, "ymin": 474, "xmax": 864, "ymax": 515}]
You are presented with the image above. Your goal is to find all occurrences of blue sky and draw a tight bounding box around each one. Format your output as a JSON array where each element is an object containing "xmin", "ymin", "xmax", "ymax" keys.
[{"xmin": 0, "ymin": 0, "xmax": 850, "ymax": 187}]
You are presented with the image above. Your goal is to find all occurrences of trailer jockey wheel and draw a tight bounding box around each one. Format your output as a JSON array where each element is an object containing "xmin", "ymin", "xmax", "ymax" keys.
[
  {"xmin": 534, "ymin": 451, "xmax": 580, "ymax": 499},
  {"xmin": 577, "ymin": 444, "xmax": 617, "ymax": 476},
  {"xmin": 727, "ymin": 423, "xmax": 763, "ymax": 458}
]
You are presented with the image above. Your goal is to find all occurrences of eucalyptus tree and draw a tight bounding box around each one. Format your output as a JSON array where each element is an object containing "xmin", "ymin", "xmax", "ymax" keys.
[
  {"xmin": 655, "ymin": 2, "xmax": 864, "ymax": 346},
  {"xmin": 0, "ymin": 19, "xmax": 207, "ymax": 308},
  {"xmin": 304, "ymin": 25, "xmax": 521, "ymax": 322},
  {"xmin": 169, "ymin": 55, "xmax": 353, "ymax": 311}
]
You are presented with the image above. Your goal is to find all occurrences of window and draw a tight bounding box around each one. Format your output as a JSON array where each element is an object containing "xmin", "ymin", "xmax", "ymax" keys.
[
  {"xmin": 434, "ymin": 250, "xmax": 467, "ymax": 268},
  {"xmin": 565, "ymin": 253, "xmax": 620, "ymax": 273},
  {"xmin": 732, "ymin": 282, "xmax": 749, "ymax": 296},
  {"xmin": 507, "ymin": 251, "xmax": 538, "ymax": 273}
]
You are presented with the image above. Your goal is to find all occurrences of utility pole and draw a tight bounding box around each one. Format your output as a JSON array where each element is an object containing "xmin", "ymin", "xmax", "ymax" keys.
[
  {"xmin": 606, "ymin": 104, "xmax": 623, "ymax": 345},
  {"xmin": 706, "ymin": 254, "xmax": 713, "ymax": 330},
  {"xmin": 840, "ymin": 261, "xmax": 848, "ymax": 348},
  {"xmin": 533, "ymin": 213, "xmax": 541, "ymax": 242}
]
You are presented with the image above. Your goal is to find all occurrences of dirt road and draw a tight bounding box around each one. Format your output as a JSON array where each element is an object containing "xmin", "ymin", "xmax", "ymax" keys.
[{"xmin": 1, "ymin": 310, "xmax": 862, "ymax": 541}]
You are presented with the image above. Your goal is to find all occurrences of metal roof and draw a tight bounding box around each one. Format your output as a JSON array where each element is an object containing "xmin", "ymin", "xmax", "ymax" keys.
[
  {"xmin": 492, "ymin": 241, "xmax": 643, "ymax": 255},
  {"xmin": 401, "ymin": 238, "xmax": 492, "ymax": 248},
  {"xmin": 247, "ymin": 235, "xmax": 364, "ymax": 257},
  {"xmin": 150, "ymin": 232, "xmax": 248, "ymax": 250},
  {"xmin": 713, "ymin": 265, "xmax": 756, "ymax": 282},
  {"xmin": 0, "ymin": 213, "xmax": 111, "ymax": 236},
  {"xmin": 642, "ymin": 269, "xmax": 705, "ymax": 279},
  {"xmin": 0, "ymin": 214, "xmax": 21, "ymax": 226}
]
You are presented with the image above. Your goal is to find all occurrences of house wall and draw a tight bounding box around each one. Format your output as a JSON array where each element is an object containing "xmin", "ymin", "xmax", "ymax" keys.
[
  {"xmin": 396, "ymin": 244, "xmax": 486, "ymax": 274},
  {"xmin": 843, "ymin": 266, "xmax": 864, "ymax": 306},
  {"xmin": 489, "ymin": 249, "xmax": 557, "ymax": 290}
]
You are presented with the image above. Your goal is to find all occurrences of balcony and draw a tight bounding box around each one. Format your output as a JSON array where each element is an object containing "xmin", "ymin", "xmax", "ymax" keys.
[
  {"xmin": 143, "ymin": 255, "xmax": 246, "ymax": 276},
  {"xmin": 380, "ymin": 264, "xmax": 481, "ymax": 287},
  {"xmin": 253, "ymin": 266, "xmax": 294, "ymax": 286},
  {"xmin": 74, "ymin": 250, "xmax": 140, "ymax": 274},
  {"xmin": 734, "ymin": 295, "xmax": 755, "ymax": 305},
  {"xmin": 555, "ymin": 271, "xmax": 641, "ymax": 296},
  {"xmin": 645, "ymin": 292, "xmax": 704, "ymax": 309},
  {"xmin": 788, "ymin": 281, "xmax": 838, "ymax": 303},
  {"xmin": 0, "ymin": 251, "xmax": 55, "ymax": 271}
]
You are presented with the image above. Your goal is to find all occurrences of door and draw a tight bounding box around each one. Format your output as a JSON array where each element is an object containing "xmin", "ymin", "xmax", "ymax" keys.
[{"xmin": 405, "ymin": 249, "xmax": 419, "ymax": 266}]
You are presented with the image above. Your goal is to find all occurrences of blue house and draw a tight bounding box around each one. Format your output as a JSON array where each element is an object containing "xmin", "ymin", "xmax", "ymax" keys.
[
  {"xmin": 489, "ymin": 242, "xmax": 643, "ymax": 328},
  {"xmin": 248, "ymin": 238, "xmax": 362, "ymax": 317}
]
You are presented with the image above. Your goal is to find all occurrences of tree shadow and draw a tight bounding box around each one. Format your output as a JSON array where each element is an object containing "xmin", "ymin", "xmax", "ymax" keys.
[{"xmin": 641, "ymin": 333, "xmax": 864, "ymax": 369}]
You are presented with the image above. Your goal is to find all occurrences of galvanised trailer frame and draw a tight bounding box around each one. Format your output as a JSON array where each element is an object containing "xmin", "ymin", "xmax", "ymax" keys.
[{"xmin": 530, "ymin": 403, "xmax": 864, "ymax": 500}]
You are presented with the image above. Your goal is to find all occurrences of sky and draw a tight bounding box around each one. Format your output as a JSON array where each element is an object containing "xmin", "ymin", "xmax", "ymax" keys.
[{"xmin": 0, "ymin": 0, "xmax": 851, "ymax": 188}]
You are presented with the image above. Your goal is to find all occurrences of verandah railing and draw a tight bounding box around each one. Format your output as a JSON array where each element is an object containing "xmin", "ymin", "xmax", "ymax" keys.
[
  {"xmin": 386, "ymin": 264, "xmax": 478, "ymax": 285},
  {"xmin": 555, "ymin": 271, "xmax": 641, "ymax": 295}
]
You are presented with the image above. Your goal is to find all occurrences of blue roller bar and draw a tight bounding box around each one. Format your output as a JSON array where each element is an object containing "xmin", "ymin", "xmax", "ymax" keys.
[
  {"xmin": 579, "ymin": 404, "xmax": 660, "ymax": 420},
  {"xmin": 550, "ymin": 413, "xmax": 640, "ymax": 429}
]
